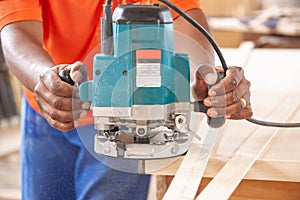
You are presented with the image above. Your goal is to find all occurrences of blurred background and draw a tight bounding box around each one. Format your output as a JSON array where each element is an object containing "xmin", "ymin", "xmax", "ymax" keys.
[
  {"xmin": 0, "ymin": 0, "xmax": 299, "ymax": 199},
  {"xmin": 201, "ymin": 0, "xmax": 300, "ymax": 48}
]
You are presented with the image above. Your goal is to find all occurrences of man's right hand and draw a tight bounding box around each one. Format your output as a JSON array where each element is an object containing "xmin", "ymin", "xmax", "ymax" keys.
[{"xmin": 34, "ymin": 61, "xmax": 90, "ymax": 131}]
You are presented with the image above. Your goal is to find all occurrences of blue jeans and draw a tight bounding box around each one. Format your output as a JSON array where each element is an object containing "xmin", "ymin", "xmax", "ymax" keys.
[{"xmin": 20, "ymin": 98, "xmax": 150, "ymax": 200}]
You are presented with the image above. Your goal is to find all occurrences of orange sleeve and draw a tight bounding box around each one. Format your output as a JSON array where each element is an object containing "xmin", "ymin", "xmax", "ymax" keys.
[
  {"xmin": 151, "ymin": 0, "xmax": 201, "ymax": 19},
  {"xmin": 0, "ymin": 0, "xmax": 42, "ymax": 30}
]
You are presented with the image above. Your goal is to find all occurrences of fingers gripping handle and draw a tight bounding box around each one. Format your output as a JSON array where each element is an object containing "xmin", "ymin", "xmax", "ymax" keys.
[
  {"xmin": 58, "ymin": 69, "xmax": 92, "ymax": 102},
  {"xmin": 58, "ymin": 69, "xmax": 74, "ymax": 85},
  {"xmin": 194, "ymin": 71, "xmax": 225, "ymax": 128}
]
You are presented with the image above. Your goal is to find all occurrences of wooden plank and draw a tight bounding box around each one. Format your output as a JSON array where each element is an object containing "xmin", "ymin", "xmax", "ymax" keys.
[
  {"xmin": 162, "ymin": 118, "xmax": 212, "ymax": 200},
  {"xmin": 244, "ymin": 49, "xmax": 300, "ymax": 94},
  {"xmin": 195, "ymin": 97, "xmax": 300, "ymax": 200},
  {"xmin": 260, "ymin": 109, "xmax": 300, "ymax": 162},
  {"xmin": 211, "ymin": 91, "xmax": 282, "ymax": 158},
  {"xmin": 197, "ymin": 178, "xmax": 300, "ymax": 200},
  {"xmin": 162, "ymin": 145, "xmax": 210, "ymax": 200},
  {"xmin": 147, "ymin": 156, "xmax": 300, "ymax": 183},
  {"xmin": 145, "ymin": 156, "xmax": 182, "ymax": 175},
  {"xmin": 147, "ymin": 175, "xmax": 158, "ymax": 200},
  {"xmin": 205, "ymin": 158, "xmax": 300, "ymax": 182},
  {"xmin": 230, "ymin": 180, "xmax": 300, "ymax": 200}
]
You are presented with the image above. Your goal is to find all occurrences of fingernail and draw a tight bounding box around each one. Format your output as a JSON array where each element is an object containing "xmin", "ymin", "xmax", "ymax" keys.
[
  {"xmin": 209, "ymin": 90, "xmax": 216, "ymax": 96},
  {"xmin": 209, "ymin": 110, "xmax": 218, "ymax": 117},
  {"xmin": 225, "ymin": 114, "xmax": 231, "ymax": 119},
  {"xmin": 82, "ymin": 102, "xmax": 90, "ymax": 109},
  {"xmin": 74, "ymin": 120, "xmax": 80, "ymax": 127},
  {"xmin": 205, "ymin": 73, "xmax": 217, "ymax": 85},
  {"xmin": 204, "ymin": 99, "xmax": 211, "ymax": 106}
]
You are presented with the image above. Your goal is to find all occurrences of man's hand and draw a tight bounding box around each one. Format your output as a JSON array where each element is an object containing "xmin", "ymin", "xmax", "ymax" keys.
[
  {"xmin": 34, "ymin": 61, "xmax": 90, "ymax": 131},
  {"xmin": 192, "ymin": 65, "xmax": 253, "ymax": 120}
]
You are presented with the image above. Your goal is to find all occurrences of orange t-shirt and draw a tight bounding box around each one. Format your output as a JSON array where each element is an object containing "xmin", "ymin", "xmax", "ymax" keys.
[{"xmin": 0, "ymin": 0, "xmax": 201, "ymax": 114}]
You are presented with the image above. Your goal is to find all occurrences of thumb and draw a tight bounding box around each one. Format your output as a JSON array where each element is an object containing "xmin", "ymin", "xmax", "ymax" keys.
[
  {"xmin": 195, "ymin": 64, "xmax": 218, "ymax": 85},
  {"xmin": 191, "ymin": 64, "xmax": 218, "ymax": 101},
  {"xmin": 69, "ymin": 61, "xmax": 88, "ymax": 83}
]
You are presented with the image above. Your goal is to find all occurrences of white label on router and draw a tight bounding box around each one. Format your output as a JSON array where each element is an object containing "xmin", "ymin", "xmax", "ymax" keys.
[{"xmin": 136, "ymin": 49, "xmax": 162, "ymax": 88}]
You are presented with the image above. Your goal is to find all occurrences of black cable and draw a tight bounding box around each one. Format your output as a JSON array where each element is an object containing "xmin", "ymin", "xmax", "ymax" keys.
[
  {"xmin": 246, "ymin": 118, "xmax": 300, "ymax": 128},
  {"xmin": 159, "ymin": 0, "xmax": 300, "ymax": 128}
]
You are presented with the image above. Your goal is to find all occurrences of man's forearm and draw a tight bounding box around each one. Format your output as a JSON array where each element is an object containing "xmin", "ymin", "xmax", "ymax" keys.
[
  {"xmin": 1, "ymin": 21, "xmax": 54, "ymax": 92},
  {"xmin": 174, "ymin": 8, "xmax": 214, "ymax": 77}
]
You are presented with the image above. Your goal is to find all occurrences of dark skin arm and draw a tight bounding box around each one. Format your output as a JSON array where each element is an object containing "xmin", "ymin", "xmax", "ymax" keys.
[
  {"xmin": 1, "ymin": 21, "xmax": 52, "ymax": 91},
  {"xmin": 1, "ymin": 21, "xmax": 88, "ymax": 131},
  {"xmin": 174, "ymin": 8, "xmax": 253, "ymax": 120}
]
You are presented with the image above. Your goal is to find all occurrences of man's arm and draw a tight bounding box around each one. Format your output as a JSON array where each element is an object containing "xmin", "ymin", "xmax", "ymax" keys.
[
  {"xmin": 174, "ymin": 8, "xmax": 214, "ymax": 68},
  {"xmin": 174, "ymin": 8, "xmax": 215, "ymax": 101},
  {"xmin": 1, "ymin": 21, "xmax": 53, "ymax": 91},
  {"xmin": 1, "ymin": 21, "xmax": 88, "ymax": 130},
  {"xmin": 174, "ymin": 8, "xmax": 253, "ymax": 120}
]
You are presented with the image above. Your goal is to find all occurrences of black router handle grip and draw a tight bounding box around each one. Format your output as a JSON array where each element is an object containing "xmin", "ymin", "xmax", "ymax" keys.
[
  {"xmin": 58, "ymin": 69, "xmax": 74, "ymax": 85},
  {"xmin": 194, "ymin": 101, "xmax": 225, "ymax": 128},
  {"xmin": 194, "ymin": 71, "xmax": 226, "ymax": 128},
  {"xmin": 207, "ymin": 116, "xmax": 225, "ymax": 128}
]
